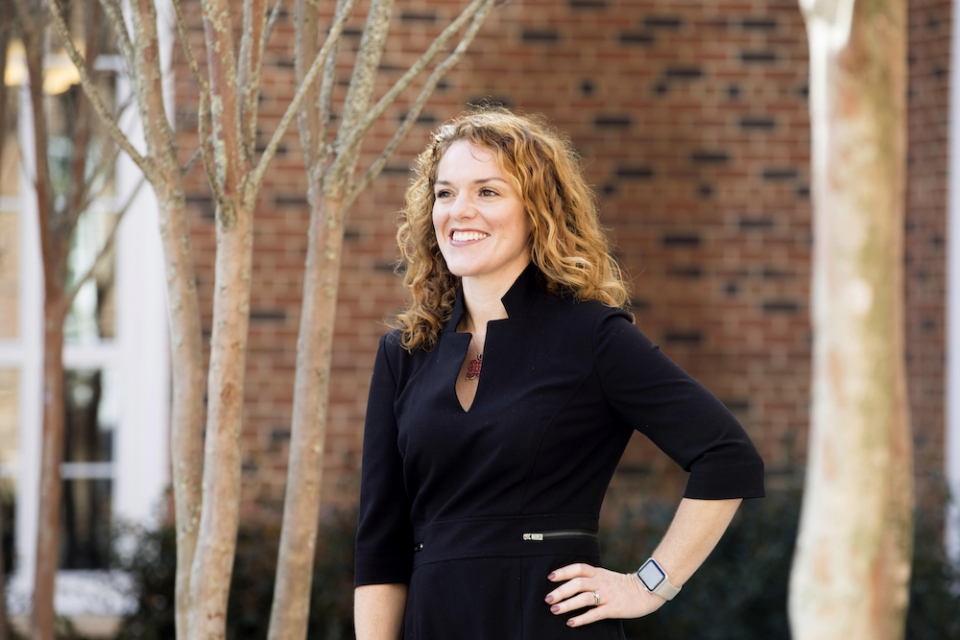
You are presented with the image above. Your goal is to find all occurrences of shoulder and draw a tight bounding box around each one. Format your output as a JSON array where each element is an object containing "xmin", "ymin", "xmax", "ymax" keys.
[
  {"xmin": 375, "ymin": 328, "xmax": 435, "ymax": 385},
  {"xmin": 542, "ymin": 291, "xmax": 634, "ymax": 334}
]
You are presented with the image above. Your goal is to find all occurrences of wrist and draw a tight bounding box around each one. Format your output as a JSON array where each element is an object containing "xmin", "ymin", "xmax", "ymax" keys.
[{"xmin": 636, "ymin": 557, "xmax": 682, "ymax": 601}]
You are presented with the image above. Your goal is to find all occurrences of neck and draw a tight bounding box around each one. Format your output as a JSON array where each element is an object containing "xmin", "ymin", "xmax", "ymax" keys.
[{"xmin": 459, "ymin": 260, "xmax": 530, "ymax": 334}]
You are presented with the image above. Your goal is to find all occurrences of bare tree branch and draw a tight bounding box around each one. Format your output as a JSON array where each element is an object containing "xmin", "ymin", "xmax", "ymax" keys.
[
  {"xmin": 170, "ymin": 0, "xmax": 210, "ymax": 95},
  {"xmin": 238, "ymin": 0, "xmax": 267, "ymax": 161},
  {"xmin": 65, "ymin": 0, "xmax": 102, "ymax": 229},
  {"xmin": 263, "ymin": 0, "xmax": 284, "ymax": 49},
  {"xmin": 71, "ymin": 143, "xmax": 123, "ymax": 229},
  {"xmin": 198, "ymin": 90, "xmax": 225, "ymax": 205},
  {"xmin": 337, "ymin": 0, "xmax": 488, "ymax": 178},
  {"xmin": 246, "ymin": 0, "xmax": 358, "ymax": 200},
  {"xmin": 46, "ymin": 0, "xmax": 157, "ymax": 182},
  {"xmin": 294, "ymin": 0, "xmax": 321, "ymax": 170},
  {"xmin": 313, "ymin": 0, "xmax": 350, "ymax": 175},
  {"xmin": 324, "ymin": 0, "xmax": 393, "ymax": 193},
  {"xmin": 97, "ymin": 0, "xmax": 135, "ymax": 70},
  {"xmin": 64, "ymin": 177, "xmax": 147, "ymax": 310},
  {"xmin": 348, "ymin": 0, "xmax": 493, "ymax": 204},
  {"xmin": 182, "ymin": 146, "xmax": 203, "ymax": 174},
  {"xmin": 171, "ymin": 0, "xmax": 217, "ymax": 192}
]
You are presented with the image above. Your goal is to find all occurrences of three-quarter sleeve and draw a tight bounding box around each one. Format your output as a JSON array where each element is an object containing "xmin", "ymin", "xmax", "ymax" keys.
[
  {"xmin": 593, "ymin": 311, "xmax": 765, "ymax": 499},
  {"xmin": 355, "ymin": 334, "xmax": 414, "ymax": 586}
]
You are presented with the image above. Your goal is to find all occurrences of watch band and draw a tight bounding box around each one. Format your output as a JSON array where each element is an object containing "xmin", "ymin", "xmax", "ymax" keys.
[{"xmin": 636, "ymin": 557, "xmax": 682, "ymax": 601}]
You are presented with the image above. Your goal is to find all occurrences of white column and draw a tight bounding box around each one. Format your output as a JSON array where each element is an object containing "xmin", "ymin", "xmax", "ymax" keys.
[
  {"xmin": 946, "ymin": 0, "xmax": 960, "ymax": 562},
  {"xmin": 112, "ymin": 70, "xmax": 170, "ymax": 527},
  {"xmin": 7, "ymin": 82, "xmax": 46, "ymax": 612}
]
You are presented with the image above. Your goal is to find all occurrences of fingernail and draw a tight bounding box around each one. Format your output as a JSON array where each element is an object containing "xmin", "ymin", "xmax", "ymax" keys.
[
  {"xmin": 566, "ymin": 620, "xmax": 575, "ymax": 627},
  {"xmin": 550, "ymin": 605, "xmax": 560, "ymax": 613},
  {"xmin": 544, "ymin": 595, "xmax": 554, "ymax": 604},
  {"xmin": 547, "ymin": 572, "xmax": 556, "ymax": 580}
]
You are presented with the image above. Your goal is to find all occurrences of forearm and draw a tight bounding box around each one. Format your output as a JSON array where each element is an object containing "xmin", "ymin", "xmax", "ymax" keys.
[
  {"xmin": 354, "ymin": 583, "xmax": 408, "ymax": 640},
  {"xmin": 650, "ymin": 497, "xmax": 742, "ymax": 586}
]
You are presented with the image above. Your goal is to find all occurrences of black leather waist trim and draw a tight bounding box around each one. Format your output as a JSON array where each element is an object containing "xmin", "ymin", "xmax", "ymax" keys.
[{"xmin": 411, "ymin": 514, "xmax": 600, "ymax": 569}]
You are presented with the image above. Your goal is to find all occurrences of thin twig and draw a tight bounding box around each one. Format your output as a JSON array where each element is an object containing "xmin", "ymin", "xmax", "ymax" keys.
[
  {"xmin": 46, "ymin": 0, "xmax": 156, "ymax": 181},
  {"xmin": 336, "ymin": 0, "xmax": 487, "ymax": 174},
  {"xmin": 347, "ymin": 0, "xmax": 494, "ymax": 204},
  {"xmin": 172, "ymin": 0, "xmax": 221, "ymax": 196},
  {"xmin": 73, "ymin": 143, "xmax": 123, "ymax": 220},
  {"xmin": 170, "ymin": 0, "xmax": 210, "ymax": 94},
  {"xmin": 314, "ymin": 0, "xmax": 351, "ymax": 172},
  {"xmin": 182, "ymin": 147, "xmax": 203, "ymax": 174},
  {"xmin": 239, "ymin": 0, "xmax": 267, "ymax": 161},
  {"xmin": 263, "ymin": 0, "xmax": 284, "ymax": 53},
  {"xmin": 97, "ymin": 0, "xmax": 135, "ymax": 69},
  {"xmin": 65, "ymin": 176, "xmax": 147, "ymax": 310},
  {"xmin": 246, "ymin": 0, "xmax": 359, "ymax": 200}
]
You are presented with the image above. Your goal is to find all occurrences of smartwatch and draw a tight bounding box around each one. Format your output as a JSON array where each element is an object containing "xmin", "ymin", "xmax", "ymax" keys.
[{"xmin": 636, "ymin": 557, "xmax": 682, "ymax": 601}]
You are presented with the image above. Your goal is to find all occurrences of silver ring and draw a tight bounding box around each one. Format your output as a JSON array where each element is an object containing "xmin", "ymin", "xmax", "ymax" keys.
[{"xmin": 592, "ymin": 590, "xmax": 600, "ymax": 607}]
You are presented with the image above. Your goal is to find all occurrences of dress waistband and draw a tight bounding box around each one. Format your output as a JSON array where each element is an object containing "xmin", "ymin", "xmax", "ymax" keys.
[{"xmin": 411, "ymin": 514, "xmax": 601, "ymax": 569}]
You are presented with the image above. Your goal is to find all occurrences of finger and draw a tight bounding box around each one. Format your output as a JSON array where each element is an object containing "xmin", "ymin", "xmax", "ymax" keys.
[
  {"xmin": 548, "ymin": 563, "xmax": 596, "ymax": 582},
  {"xmin": 548, "ymin": 591, "xmax": 599, "ymax": 616},
  {"xmin": 544, "ymin": 577, "xmax": 591, "ymax": 604},
  {"xmin": 566, "ymin": 605, "xmax": 606, "ymax": 628}
]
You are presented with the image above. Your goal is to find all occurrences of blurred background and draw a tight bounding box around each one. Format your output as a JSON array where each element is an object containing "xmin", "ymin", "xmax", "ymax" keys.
[{"xmin": 0, "ymin": 0, "xmax": 956, "ymax": 637}]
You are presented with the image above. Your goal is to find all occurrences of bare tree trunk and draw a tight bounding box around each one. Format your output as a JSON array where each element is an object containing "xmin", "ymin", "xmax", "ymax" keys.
[
  {"xmin": 187, "ymin": 200, "xmax": 253, "ymax": 640},
  {"xmin": 160, "ymin": 192, "xmax": 205, "ymax": 640},
  {"xmin": 789, "ymin": 1, "xmax": 913, "ymax": 639},
  {"xmin": 184, "ymin": 0, "xmax": 255, "ymax": 633},
  {"xmin": 21, "ymin": 3, "xmax": 64, "ymax": 634},
  {"xmin": 33, "ymin": 307, "xmax": 67, "ymax": 640},
  {"xmin": 126, "ymin": 1, "xmax": 207, "ymax": 635},
  {"xmin": 266, "ymin": 193, "xmax": 345, "ymax": 640}
]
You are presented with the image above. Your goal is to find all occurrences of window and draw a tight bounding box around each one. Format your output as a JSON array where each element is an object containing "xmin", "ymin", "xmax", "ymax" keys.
[{"xmin": 0, "ymin": 64, "xmax": 171, "ymax": 623}]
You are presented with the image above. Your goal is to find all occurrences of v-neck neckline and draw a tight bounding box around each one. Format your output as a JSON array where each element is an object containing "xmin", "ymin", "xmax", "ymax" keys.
[{"xmin": 443, "ymin": 263, "xmax": 544, "ymax": 414}]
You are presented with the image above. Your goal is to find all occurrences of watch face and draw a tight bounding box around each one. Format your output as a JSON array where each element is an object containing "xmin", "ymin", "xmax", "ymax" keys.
[{"xmin": 638, "ymin": 559, "xmax": 666, "ymax": 591}]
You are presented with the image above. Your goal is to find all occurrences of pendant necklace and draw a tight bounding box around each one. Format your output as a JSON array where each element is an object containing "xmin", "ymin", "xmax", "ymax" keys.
[{"xmin": 465, "ymin": 354, "xmax": 483, "ymax": 380}]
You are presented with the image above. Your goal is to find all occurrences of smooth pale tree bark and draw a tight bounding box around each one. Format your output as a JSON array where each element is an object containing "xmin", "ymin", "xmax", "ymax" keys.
[
  {"xmin": 789, "ymin": 1, "xmax": 913, "ymax": 639},
  {"xmin": 46, "ymin": 1, "xmax": 206, "ymax": 636},
  {"xmin": 267, "ymin": 1, "xmax": 495, "ymax": 638}
]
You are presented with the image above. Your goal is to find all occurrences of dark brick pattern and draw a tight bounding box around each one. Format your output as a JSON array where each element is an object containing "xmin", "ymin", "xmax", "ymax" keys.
[
  {"xmin": 906, "ymin": 0, "xmax": 950, "ymax": 505},
  {"xmin": 170, "ymin": 0, "xmax": 947, "ymax": 521}
]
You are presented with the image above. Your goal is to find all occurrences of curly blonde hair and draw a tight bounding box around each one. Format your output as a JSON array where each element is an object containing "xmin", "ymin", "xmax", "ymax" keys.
[{"xmin": 394, "ymin": 108, "xmax": 629, "ymax": 351}]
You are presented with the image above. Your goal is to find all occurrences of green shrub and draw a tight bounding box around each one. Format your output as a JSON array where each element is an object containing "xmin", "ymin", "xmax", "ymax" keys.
[
  {"xmin": 114, "ymin": 511, "xmax": 356, "ymax": 640},
  {"xmin": 115, "ymin": 494, "xmax": 960, "ymax": 639}
]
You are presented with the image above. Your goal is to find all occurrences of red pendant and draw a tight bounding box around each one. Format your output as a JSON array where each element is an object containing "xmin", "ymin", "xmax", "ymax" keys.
[{"xmin": 466, "ymin": 354, "xmax": 482, "ymax": 380}]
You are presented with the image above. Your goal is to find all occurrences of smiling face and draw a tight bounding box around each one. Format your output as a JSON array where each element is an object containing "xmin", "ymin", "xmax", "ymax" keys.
[{"xmin": 432, "ymin": 140, "xmax": 532, "ymax": 290}]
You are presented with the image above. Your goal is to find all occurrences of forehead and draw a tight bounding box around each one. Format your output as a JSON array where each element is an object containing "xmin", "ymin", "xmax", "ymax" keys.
[{"xmin": 436, "ymin": 140, "xmax": 505, "ymax": 181}]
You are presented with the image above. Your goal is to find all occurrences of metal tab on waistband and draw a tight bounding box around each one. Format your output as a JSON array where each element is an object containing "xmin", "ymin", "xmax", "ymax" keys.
[{"xmin": 522, "ymin": 530, "xmax": 598, "ymax": 542}]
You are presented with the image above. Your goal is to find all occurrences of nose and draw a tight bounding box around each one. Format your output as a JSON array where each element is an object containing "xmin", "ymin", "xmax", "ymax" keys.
[{"xmin": 450, "ymin": 191, "xmax": 475, "ymax": 220}]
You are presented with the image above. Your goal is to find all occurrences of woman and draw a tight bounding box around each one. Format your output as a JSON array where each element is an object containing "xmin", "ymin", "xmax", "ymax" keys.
[{"xmin": 354, "ymin": 109, "xmax": 764, "ymax": 639}]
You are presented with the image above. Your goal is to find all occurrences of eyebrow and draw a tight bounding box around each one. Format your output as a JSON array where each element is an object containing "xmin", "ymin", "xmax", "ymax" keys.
[{"xmin": 435, "ymin": 177, "xmax": 509, "ymax": 187}]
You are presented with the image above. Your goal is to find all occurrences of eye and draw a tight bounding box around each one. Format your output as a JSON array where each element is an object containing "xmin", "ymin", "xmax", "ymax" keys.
[
  {"xmin": 435, "ymin": 189, "xmax": 453, "ymax": 199},
  {"xmin": 479, "ymin": 187, "xmax": 499, "ymax": 197}
]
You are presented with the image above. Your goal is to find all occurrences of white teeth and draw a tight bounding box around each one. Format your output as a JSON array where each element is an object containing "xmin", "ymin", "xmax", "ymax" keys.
[{"xmin": 452, "ymin": 231, "xmax": 489, "ymax": 242}]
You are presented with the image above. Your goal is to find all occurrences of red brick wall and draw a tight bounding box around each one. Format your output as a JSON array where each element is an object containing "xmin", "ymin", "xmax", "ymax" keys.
[
  {"xmin": 906, "ymin": 0, "xmax": 950, "ymax": 506},
  {"xmin": 172, "ymin": 0, "xmax": 947, "ymax": 522}
]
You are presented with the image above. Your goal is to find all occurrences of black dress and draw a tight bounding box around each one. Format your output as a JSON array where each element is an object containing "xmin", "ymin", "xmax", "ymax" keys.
[{"xmin": 355, "ymin": 264, "xmax": 764, "ymax": 639}]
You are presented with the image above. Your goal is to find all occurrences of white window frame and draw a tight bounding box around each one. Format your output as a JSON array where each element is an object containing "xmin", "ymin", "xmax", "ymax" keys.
[
  {"xmin": 948, "ymin": 0, "xmax": 960, "ymax": 563},
  {"xmin": 1, "ymin": 51, "xmax": 172, "ymax": 618}
]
